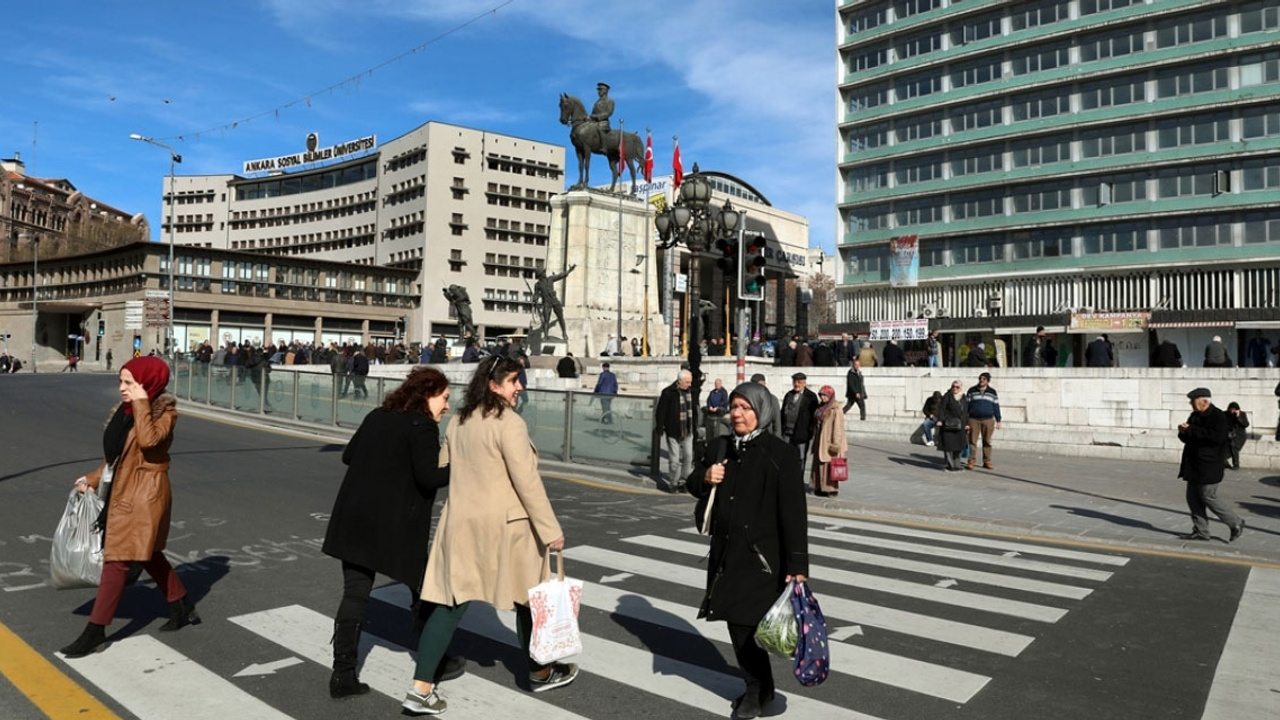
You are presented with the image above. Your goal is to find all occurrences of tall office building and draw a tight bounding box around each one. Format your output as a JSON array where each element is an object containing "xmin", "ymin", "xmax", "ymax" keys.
[{"xmin": 836, "ymin": 0, "xmax": 1280, "ymax": 364}]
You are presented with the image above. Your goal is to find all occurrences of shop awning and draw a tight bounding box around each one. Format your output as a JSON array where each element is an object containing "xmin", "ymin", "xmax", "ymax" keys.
[
  {"xmin": 1234, "ymin": 321, "xmax": 1280, "ymax": 329},
  {"xmin": 1149, "ymin": 321, "xmax": 1234, "ymax": 329}
]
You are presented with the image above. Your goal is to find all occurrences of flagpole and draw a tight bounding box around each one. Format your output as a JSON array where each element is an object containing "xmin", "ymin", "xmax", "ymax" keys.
[{"xmin": 616, "ymin": 119, "xmax": 625, "ymax": 351}]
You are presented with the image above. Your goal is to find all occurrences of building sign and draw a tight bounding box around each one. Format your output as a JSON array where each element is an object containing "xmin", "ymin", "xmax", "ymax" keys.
[
  {"xmin": 870, "ymin": 319, "xmax": 929, "ymax": 341},
  {"xmin": 889, "ymin": 235, "xmax": 919, "ymax": 288},
  {"xmin": 1069, "ymin": 311, "xmax": 1149, "ymax": 333},
  {"xmin": 242, "ymin": 133, "xmax": 377, "ymax": 174},
  {"xmin": 144, "ymin": 289, "xmax": 170, "ymax": 328},
  {"xmin": 124, "ymin": 300, "xmax": 144, "ymax": 330}
]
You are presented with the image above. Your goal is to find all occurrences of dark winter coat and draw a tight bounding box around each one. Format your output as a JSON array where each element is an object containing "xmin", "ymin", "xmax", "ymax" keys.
[
  {"xmin": 350, "ymin": 353, "xmax": 370, "ymax": 376},
  {"xmin": 556, "ymin": 357, "xmax": 578, "ymax": 378},
  {"xmin": 795, "ymin": 343, "xmax": 814, "ymax": 367},
  {"xmin": 846, "ymin": 368, "xmax": 867, "ymax": 399},
  {"xmin": 775, "ymin": 344, "xmax": 797, "ymax": 367},
  {"xmin": 687, "ymin": 433, "xmax": 809, "ymax": 626},
  {"xmin": 780, "ymin": 388, "xmax": 820, "ymax": 443},
  {"xmin": 882, "ymin": 343, "xmax": 906, "ymax": 367},
  {"xmin": 1152, "ymin": 341, "xmax": 1182, "ymax": 368},
  {"xmin": 323, "ymin": 409, "xmax": 449, "ymax": 594},
  {"xmin": 963, "ymin": 346, "xmax": 988, "ymax": 367},
  {"xmin": 1178, "ymin": 404, "xmax": 1229, "ymax": 485},
  {"xmin": 812, "ymin": 343, "xmax": 835, "ymax": 367},
  {"xmin": 1229, "ymin": 411, "xmax": 1250, "ymax": 453},
  {"xmin": 937, "ymin": 392, "xmax": 969, "ymax": 454},
  {"xmin": 656, "ymin": 382, "xmax": 695, "ymax": 439},
  {"xmin": 1085, "ymin": 339, "xmax": 1113, "ymax": 367}
]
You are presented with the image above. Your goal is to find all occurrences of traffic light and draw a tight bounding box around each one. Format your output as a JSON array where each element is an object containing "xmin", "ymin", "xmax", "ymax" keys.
[
  {"xmin": 739, "ymin": 233, "xmax": 767, "ymax": 301},
  {"xmin": 98, "ymin": 320, "xmax": 105, "ymax": 337},
  {"xmin": 715, "ymin": 237, "xmax": 738, "ymax": 274}
]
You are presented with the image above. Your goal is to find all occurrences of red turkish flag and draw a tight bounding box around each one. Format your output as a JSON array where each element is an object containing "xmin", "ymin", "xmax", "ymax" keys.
[
  {"xmin": 644, "ymin": 132, "xmax": 654, "ymax": 183},
  {"xmin": 673, "ymin": 139, "xmax": 683, "ymax": 190},
  {"xmin": 618, "ymin": 127, "xmax": 626, "ymax": 174}
]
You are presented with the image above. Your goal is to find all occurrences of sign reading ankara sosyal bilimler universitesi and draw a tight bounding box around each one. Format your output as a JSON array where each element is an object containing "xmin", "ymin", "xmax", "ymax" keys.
[{"xmin": 242, "ymin": 133, "xmax": 377, "ymax": 174}]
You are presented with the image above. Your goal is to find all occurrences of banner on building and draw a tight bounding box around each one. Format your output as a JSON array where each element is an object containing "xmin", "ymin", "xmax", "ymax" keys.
[
  {"xmin": 889, "ymin": 235, "xmax": 919, "ymax": 288},
  {"xmin": 870, "ymin": 318, "xmax": 929, "ymax": 341},
  {"xmin": 1069, "ymin": 311, "xmax": 1149, "ymax": 333}
]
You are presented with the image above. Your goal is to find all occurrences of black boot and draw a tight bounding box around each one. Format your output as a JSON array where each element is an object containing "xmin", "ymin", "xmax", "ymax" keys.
[
  {"xmin": 330, "ymin": 620, "xmax": 369, "ymax": 699},
  {"xmin": 159, "ymin": 596, "xmax": 201, "ymax": 632},
  {"xmin": 60, "ymin": 622, "xmax": 107, "ymax": 658}
]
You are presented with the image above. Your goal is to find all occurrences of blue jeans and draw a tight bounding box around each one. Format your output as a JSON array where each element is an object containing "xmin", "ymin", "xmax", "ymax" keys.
[
  {"xmin": 928, "ymin": 354, "xmax": 941, "ymax": 367},
  {"xmin": 921, "ymin": 418, "xmax": 937, "ymax": 443}
]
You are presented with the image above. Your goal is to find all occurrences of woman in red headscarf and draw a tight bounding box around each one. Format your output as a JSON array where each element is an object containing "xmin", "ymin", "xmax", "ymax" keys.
[
  {"xmin": 61, "ymin": 356, "xmax": 200, "ymax": 657},
  {"xmin": 811, "ymin": 384, "xmax": 848, "ymax": 498}
]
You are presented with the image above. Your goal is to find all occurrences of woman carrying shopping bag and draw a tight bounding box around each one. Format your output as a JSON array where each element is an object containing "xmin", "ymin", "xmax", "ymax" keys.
[
  {"xmin": 321, "ymin": 367, "xmax": 459, "ymax": 699},
  {"xmin": 60, "ymin": 357, "xmax": 200, "ymax": 658},
  {"xmin": 811, "ymin": 385, "xmax": 848, "ymax": 498},
  {"xmin": 686, "ymin": 382, "xmax": 810, "ymax": 719},
  {"xmin": 405, "ymin": 356, "xmax": 573, "ymax": 716}
]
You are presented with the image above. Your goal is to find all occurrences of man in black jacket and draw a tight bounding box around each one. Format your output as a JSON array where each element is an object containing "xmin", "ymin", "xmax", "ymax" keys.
[
  {"xmin": 844, "ymin": 359, "xmax": 867, "ymax": 420},
  {"xmin": 1152, "ymin": 339, "xmax": 1182, "ymax": 368},
  {"xmin": 556, "ymin": 353, "xmax": 579, "ymax": 378},
  {"xmin": 655, "ymin": 370, "xmax": 696, "ymax": 492},
  {"xmin": 1177, "ymin": 387, "xmax": 1245, "ymax": 542},
  {"xmin": 1085, "ymin": 335, "xmax": 1113, "ymax": 367},
  {"xmin": 780, "ymin": 372, "xmax": 819, "ymax": 472},
  {"xmin": 350, "ymin": 349, "xmax": 370, "ymax": 399}
]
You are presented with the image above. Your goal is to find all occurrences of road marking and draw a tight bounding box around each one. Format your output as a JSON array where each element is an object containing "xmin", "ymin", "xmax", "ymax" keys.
[
  {"xmin": 232, "ymin": 657, "xmax": 304, "ymax": 677},
  {"xmin": 230, "ymin": 604, "xmax": 590, "ymax": 719},
  {"xmin": 59, "ymin": 635, "xmax": 293, "ymax": 720},
  {"xmin": 565, "ymin": 545, "xmax": 1033, "ymax": 656},
  {"xmin": 1201, "ymin": 567, "xmax": 1280, "ymax": 720},
  {"xmin": 814, "ymin": 514, "xmax": 1130, "ymax": 566},
  {"xmin": 0, "ymin": 620, "xmax": 121, "ymax": 720},
  {"xmin": 630, "ymin": 534, "xmax": 1069, "ymax": 623},
  {"xmin": 371, "ymin": 584, "xmax": 887, "ymax": 719}
]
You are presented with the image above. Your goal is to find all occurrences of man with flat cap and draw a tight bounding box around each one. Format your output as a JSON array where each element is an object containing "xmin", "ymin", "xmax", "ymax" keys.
[
  {"xmin": 780, "ymin": 372, "xmax": 819, "ymax": 473},
  {"xmin": 591, "ymin": 82, "xmax": 614, "ymax": 135},
  {"xmin": 1177, "ymin": 387, "xmax": 1246, "ymax": 542}
]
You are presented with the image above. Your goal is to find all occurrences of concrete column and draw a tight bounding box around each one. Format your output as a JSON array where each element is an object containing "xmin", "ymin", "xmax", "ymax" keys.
[
  {"xmin": 361, "ymin": 319, "xmax": 370, "ymax": 344},
  {"xmin": 210, "ymin": 309, "xmax": 220, "ymax": 348},
  {"xmin": 313, "ymin": 316, "xmax": 323, "ymax": 347},
  {"xmin": 263, "ymin": 313, "xmax": 273, "ymax": 345}
]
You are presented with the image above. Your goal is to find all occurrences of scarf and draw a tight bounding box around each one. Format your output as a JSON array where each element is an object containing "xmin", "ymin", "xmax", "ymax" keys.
[
  {"xmin": 102, "ymin": 404, "xmax": 133, "ymax": 467},
  {"xmin": 676, "ymin": 386, "xmax": 691, "ymax": 438},
  {"xmin": 120, "ymin": 356, "xmax": 170, "ymax": 414},
  {"xmin": 728, "ymin": 382, "xmax": 778, "ymax": 444},
  {"xmin": 814, "ymin": 385, "xmax": 836, "ymax": 424}
]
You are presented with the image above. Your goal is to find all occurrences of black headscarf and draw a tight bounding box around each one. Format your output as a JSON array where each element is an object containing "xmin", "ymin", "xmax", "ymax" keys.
[{"xmin": 103, "ymin": 404, "xmax": 133, "ymax": 467}]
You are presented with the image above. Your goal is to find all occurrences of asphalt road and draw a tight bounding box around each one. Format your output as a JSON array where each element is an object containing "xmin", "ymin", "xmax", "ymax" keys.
[{"xmin": 0, "ymin": 374, "xmax": 1269, "ymax": 719}]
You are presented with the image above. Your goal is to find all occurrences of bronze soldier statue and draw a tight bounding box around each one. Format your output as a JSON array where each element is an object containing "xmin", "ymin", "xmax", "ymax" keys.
[
  {"xmin": 590, "ymin": 82, "xmax": 614, "ymax": 134},
  {"xmin": 443, "ymin": 285, "xmax": 476, "ymax": 338},
  {"xmin": 533, "ymin": 264, "xmax": 576, "ymax": 340}
]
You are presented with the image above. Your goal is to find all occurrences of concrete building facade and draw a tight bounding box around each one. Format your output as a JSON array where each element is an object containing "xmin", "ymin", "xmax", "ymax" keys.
[{"xmin": 835, "ymin": 0, "xmax": 1280, "ymax": 365}]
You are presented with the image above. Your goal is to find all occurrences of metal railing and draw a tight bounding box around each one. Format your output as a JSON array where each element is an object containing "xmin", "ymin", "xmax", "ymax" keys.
[{"xmin": 167, "ymin": 361, "xmax": 661, "ymax": 470}]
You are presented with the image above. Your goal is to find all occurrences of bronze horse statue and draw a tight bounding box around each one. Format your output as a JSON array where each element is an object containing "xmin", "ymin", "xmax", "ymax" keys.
[{"xmin": 559, "ymin": 93, "xmax": 643, "ymax": 193}]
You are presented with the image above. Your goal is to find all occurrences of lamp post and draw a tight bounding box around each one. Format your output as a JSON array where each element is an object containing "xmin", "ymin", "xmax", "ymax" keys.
[
  {"xmin": 30, "ymin": 232, "xmax": 38, "ymax": 374},
  {"xmin": 129, "ymin": 134, "xmax": 182, "ymax": 357}
]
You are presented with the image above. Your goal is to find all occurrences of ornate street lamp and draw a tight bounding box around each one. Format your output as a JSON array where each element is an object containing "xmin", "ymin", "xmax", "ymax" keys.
[{"xmin": 654, "ymin": 165, "xmax": 740, "ymax": 358}]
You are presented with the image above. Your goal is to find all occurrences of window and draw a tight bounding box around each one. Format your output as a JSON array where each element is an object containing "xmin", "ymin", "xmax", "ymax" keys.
[
  {"xmin": 1157, "ymin": 113, "xmax": 1230, "ymax": 148},
  {"xmin": 951, "ymin": 57, "xmax": 1001, "ymax": 89},
  {"xmin": 847, "ymin": 5, "xmax": 886, "ymax": 35},
  {"xmin": 1010, "ymin": 0, "xmax": 1070, "ymax": 32},
  {"xmin": 1011, "ymin": 89, "xmax": 1069, "ymax": 121},
  {"xmin": 1013, "ymin": 233, "xmax": 1072, "ymax": 259},
  {"xmin": 951, "ymin": 145, "xmax": 1002, "ymax": 177},
  {"xmin": 1156, "ymin": 63, "xmax": 1230, "ymax": 99},
  {"xmin": 895, "ymin": 71, "xmax": 941, "ymax": 101},
  {"xmin": 848, "ymin": 122, "xmax": 890, "ymax": 152},
  {"xmin": 952, "ymin": 189, "xmax": 1004, "ymax": 220},
  {"xmin": 895, "ymin": 31, "xmax": 942, "ymax": 61},
  {"xmin": 1156, "ymin": 11, "xmax": 1228, "ymax": 49},
  {"xmin": 919, "ymin": 240, "xmax": 945, "ymax": 267},
  {"xmin": 1010, "ymin": 43, "xmax": 1069, "ymax": 75},
  {"xmin": 1240, "ymin": 2, "xmax": 1280, "ymax": 35},
  {"xmin": 1083, "ymin": 223, "xmax": 1148, "ymax": 254},
  {"xmin": 1010, "ymin": 134, "xmax": 1070, "ymax": 167},
  {"xmin": 1011, "ymin": 181, "xmax": 1073, "ymax": 213},
  {"xmin": 952, "ymin": 235, "xmax": 1006, "ymax": 264},
  {"xmin": 1244, "ymin": 211, "xmax": 1280, "ymax": 243},
  {"xmin": 895, "ymin": 155, "xmax": 943, "ymax": 185},
  {"xmin": 849, "ymin": 204, "xmax": 891, "ymax": 232},
  {"xmin": 1240, "ymin": 51, "xmax": 1280, "ymax": 88},
  {"xmin": 1081, "ymin": 123, "xmax": 1148, "ymax": 158},
  {"xmin": 1078, "ymin": 27, "xmax": 1144, "ymax": 63},
  {"xmin": 846, "ymin": 163, "xmax": 890, "ymax": 193},
  {"xmin": 893, "ymin": 0, "xmax": 941, "ymax": 21},
  {"xmin": 1243, "ymin": 106, "xmax": 1280, "ymax": 139},
  {"xmin": 1159, "ymin": 215, "xmax": 1233, "ymax": 248},
  {"xmin": 952, "ymin": 100, "xmax": 1003, "ymax": 132},
  {"xmin": 1082, "ymin": 172, "xmax": 1149, "ymax": 206},
  {"xmin": 1080, "ymin": 74, "xmax": 1146, "ymax": 109},
  {"xmin": 850, "ymin": 44, "xmax": 889, "ymax": 73},
  {"xmin": 848, "ymin": 82, "xmax": 889, "ymax": 112},
  {"xmin": 895, "ymin": 111, "xmax": 943, "ymax": 143},
  {"xmin": 895, "ymin": 198, "xmax": 944, "ymax": 226},
  {"xmin": 845, "ymin": 246, "xmax": 889, "ymax": 277},
  {"xmin": 952, "ymin": 11, "xmax": 1001, "ymax": 45},
  {"xmin": 1080, "ymin": 0, "xmax": 1137, "ymax": 15},
  {"xmin": 1242, "ymin": 158, "xmax": 1280, "ymax": 191},
  {"xmin": 1156, "ymin": 165, "xmax": 1218, "ymax": 199}
]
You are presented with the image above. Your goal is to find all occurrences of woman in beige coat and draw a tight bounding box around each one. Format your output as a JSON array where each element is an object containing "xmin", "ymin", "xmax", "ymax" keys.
[
  {"xmin": 811, "ymin": 384, "xmax": 848, "ymax": 497},
  {"xmin": 401, "ymin": 356, "xmax": 573, "ymax": 716}
]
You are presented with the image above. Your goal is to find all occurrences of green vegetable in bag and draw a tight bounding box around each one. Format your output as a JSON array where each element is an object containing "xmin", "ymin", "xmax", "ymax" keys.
[{"xmin": 755, "ymin": 580, "xmax": 798, "ymax": 659}]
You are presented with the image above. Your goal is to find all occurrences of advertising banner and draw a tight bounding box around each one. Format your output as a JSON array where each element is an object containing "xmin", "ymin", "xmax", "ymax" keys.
[
  {"xmin": 1068, "ymin": 312, "xmax": 1149, "ymax": 333},
  {"xmin": 889, "ymin": 235, "xmax": 919, "ymax": 288},
  {"xmin": 870, "ymin": 319, "xmax": 929, "ymax": 341}
]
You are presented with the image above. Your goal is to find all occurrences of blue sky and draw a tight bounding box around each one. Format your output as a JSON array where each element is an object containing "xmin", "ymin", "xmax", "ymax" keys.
[{"xmin": 3, "ymin": 1, "xmax": 836, "ymax": 252}]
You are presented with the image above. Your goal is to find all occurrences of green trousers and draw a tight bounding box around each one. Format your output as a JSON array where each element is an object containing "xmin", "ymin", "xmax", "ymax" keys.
[{"xmin": 413, "ymin": 602, "xmax": 545, "ymax": 683}]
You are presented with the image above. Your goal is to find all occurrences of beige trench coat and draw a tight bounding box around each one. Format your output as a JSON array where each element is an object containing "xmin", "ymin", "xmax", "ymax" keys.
[
  {"xmin": 85, "ymin": 394, "xmax": 177, "ymax": 562},
  {"xmin": 811, "ymin": 404, "xmax": 848, "ymax": 493},
  {"xmin": 420, "ymin": 409, "xmax": 562, "ymax": 610}
]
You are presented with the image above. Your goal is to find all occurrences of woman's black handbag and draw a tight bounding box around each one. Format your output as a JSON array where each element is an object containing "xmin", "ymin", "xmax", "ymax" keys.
[{"xmin": 943, "ymin": 417, "xmax": 962, "ymax": 431}]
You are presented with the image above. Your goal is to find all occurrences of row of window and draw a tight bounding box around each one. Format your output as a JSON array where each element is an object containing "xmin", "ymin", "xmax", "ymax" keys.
[
  {"xmin": 155, "ymin": 257, "xmax": 406, "ymax": 294},
  {"xmin": 234, "ymin": 160, "xmax": 378, "ymax": 201},
  {"xmin": 847, "ymin": 52, "xmax": 1279, "ymax": 114},
  {"xmin": 844, "ymin": 212, "xmax": 1280, "ymax": 278},
  {"xmin": 846, "ymin": 108, "xmax": 1280, "ymax": 192},
  {"xmin": 165, "ymin": 192, "xmax": 220, "ymax": 206}
]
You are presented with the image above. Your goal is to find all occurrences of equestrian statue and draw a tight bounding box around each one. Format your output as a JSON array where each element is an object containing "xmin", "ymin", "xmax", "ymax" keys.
[{"xmin": 559, "ymin": 83, "xmax": 644, "ymax": 193}]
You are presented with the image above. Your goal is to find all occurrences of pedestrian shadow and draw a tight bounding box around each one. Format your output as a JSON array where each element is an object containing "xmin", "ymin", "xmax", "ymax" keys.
[
  {"xmin": 887, "ymin": 454, "xmax": 944, "ymax": 471},
  {"xmin": 608, "ymin": 594, "xmax": 736, "ymax": 698},
  {"xmin": 0, "ymin": 457, "xmax": 100, "ymax": 484},
  {"xmin": 69, "ymin": 556, "xmax": 231, "ymax": 643},
  {"xmin": 1048, "ymin": 505, "xmax": 1183, "ymax": 536},
  {"xmin": 1258, "ymin": 476, "xmax": 1280, "ymax": 488},
  {"xmin": 1238, "ymin": 497, "xmax": 1280, "ymax": 519}
]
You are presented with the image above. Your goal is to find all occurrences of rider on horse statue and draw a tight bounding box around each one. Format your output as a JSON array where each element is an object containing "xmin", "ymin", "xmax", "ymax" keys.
[{"xmin": 591, "ymin": 82, "xmax": 614, "ymax": 135}]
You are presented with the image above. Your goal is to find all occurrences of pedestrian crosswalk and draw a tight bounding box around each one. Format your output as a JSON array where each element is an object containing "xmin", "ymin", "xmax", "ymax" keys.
[{"xmin": 56, "ymin": 518, "xmax": 1132, "ymax": 720}]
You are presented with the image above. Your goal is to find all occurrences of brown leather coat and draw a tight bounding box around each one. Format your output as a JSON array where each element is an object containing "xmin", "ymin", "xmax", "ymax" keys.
[{"xmin": 85, "ymin": 394, "xmax": 177, "ymax": 562}]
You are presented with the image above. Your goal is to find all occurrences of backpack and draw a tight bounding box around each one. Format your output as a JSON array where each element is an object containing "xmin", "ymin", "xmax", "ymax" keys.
[{"xmin": 789, "ymin": 581, "xmax": 829, "ymax": 687}]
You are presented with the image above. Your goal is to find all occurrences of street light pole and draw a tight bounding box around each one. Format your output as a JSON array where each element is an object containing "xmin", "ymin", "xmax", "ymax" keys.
[
  {"xmin": 129, "ymin": 134, "xmax": 182, "ymax": 357},
  {"xmin": 31, "ymin": 234, "xmax": 38, "ymax": 373}
]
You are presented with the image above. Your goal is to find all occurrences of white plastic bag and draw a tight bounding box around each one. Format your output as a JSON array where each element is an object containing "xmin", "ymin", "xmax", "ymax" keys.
[
  {"xmin": 50, "ymin": 486, "xmax": 105, "ymax": 589},
  {"xmin": 755, "ymin": 579, "xmax": 798, "ymax": 659},
  {"xmin": 527, "ymin": 549, "xmax": 584, "ymax": 665}
]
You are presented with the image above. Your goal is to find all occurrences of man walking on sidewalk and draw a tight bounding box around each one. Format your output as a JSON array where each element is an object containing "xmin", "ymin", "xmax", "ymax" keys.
[
  {"xmin": 844, "ymin": 358, "xmax": 867, "ymax": 420},
  {"xmin": 1177, "ymin": 388, "xmax": 1246, "ymax": 542},
  {"xmin": 965, "ymin": 372, "xmax": 1002, "ymax": 470},
  {"xmin": 655, "ymin": 370, "xmax": 696, "ymax": 492}
]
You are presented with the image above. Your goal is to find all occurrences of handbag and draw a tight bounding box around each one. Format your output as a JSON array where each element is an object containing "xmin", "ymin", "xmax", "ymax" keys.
[
  {"xmin": 828, "ymin": 457, "xmax": 848, "ymax": 483},
  {"xmin": 943, "ymin": 417, "xmax": 962, "ymax": 431},
  {"xmin": 526, "ymin": 549, "xmax": 584, "ymax": 665},
  {"xmin": 50, "ymin": 486, "xmax": 105, "ymax": 589},
  {"xmin": 790, "ymin": 581, "xmax": 830, "ymax": 687}
]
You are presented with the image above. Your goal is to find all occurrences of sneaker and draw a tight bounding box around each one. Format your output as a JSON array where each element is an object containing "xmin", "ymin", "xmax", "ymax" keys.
[
  {"xmin": 1230, "ymin": 519, "xmax": 1246, "ymax": 543},
  {"xmin": 402, "ymin": 688, "xmax": 447, "ymax": 715},
  {"xmin": 925, "ymin": 440, "xmax": 935, "ymax": 447},
  {"xmin": 529, "ymin": 662, "xmax": 579, "ymax": 693}
]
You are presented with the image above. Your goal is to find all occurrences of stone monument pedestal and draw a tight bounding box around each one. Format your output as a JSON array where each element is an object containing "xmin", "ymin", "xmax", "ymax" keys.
[{"xmin": 547, "ymin": 189, "xmax": 669, "ymax": 358}]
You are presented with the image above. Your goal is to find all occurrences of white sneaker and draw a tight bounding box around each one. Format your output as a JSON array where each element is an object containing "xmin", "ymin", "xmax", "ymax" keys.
[
  {"xmin": 402, "ymin": 688, "xmax": 447, "ymax": 715},
  {"xmin": 925, "ymin": 440, "xmax": 935, "ymax": 446}
]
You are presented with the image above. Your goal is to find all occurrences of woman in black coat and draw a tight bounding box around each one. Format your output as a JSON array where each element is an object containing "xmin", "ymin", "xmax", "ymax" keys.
[
  {"xmin": 938, "ymin": 380, "xmax": 970, "ymax": 472},
  {"xmin": 322, "ymin": 367, "xmax": 452, "ymax": 698},
  {"xmin": 686, "ymin": 382, "xmax": 809, "ymax": 720}
]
